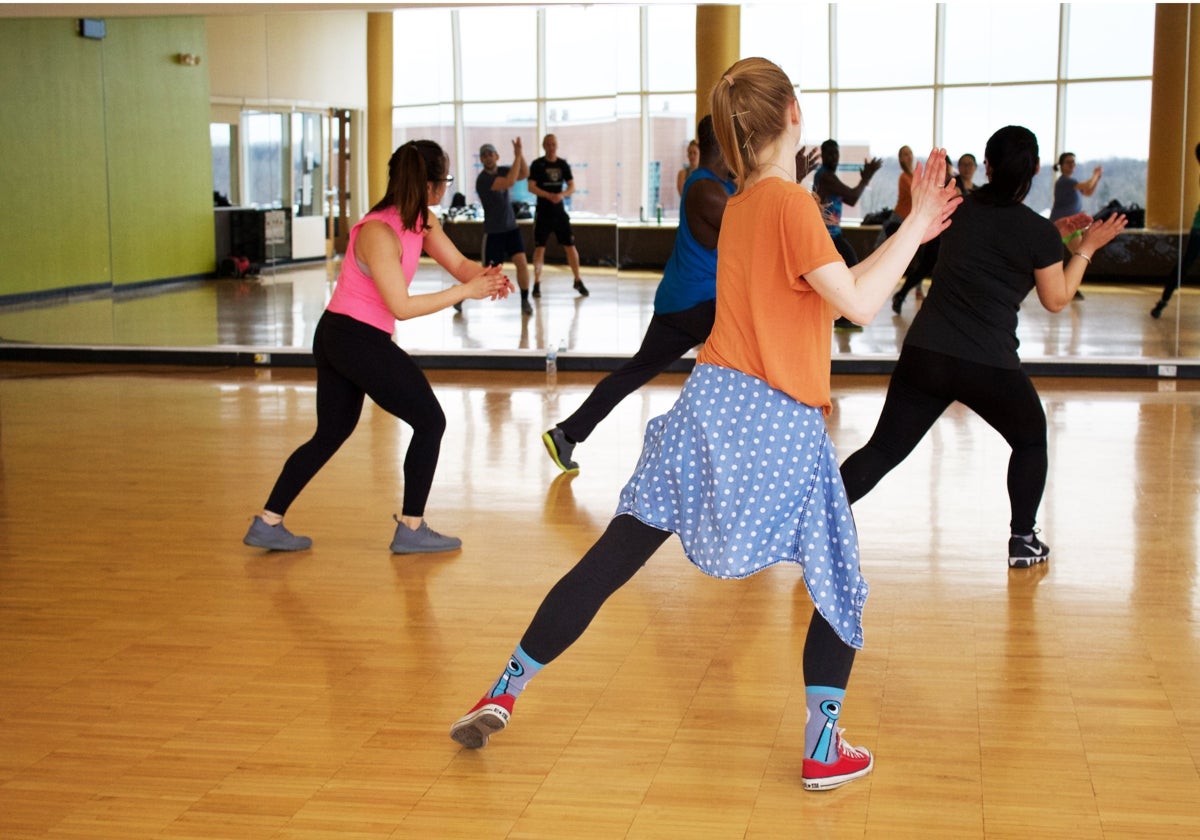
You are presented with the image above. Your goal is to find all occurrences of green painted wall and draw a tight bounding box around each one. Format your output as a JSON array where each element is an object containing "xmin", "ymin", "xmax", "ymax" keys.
[
  {"xmin": 0, "ymin": 19, "xmax": 111, "ymax": 296},
  {"xmin": 0, "ymin": 16, "xmax": 214, "ymax": 299},
  {"xmin": 105, "ymin": 17, "xmax": 213, "ymax": 287}
]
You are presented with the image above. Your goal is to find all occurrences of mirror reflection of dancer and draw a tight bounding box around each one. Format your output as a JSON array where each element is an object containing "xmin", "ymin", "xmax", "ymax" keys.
[
  {"xmin": 1151, "ymin": 142, "xmax": 1200, "ymax": 319},
  {"xmin": 677, "ymin": 137, "xmax": 700, "ymax": 196},
  {"xmin": 541, "ymin": 116, "xmax": 735, "ymax": 474},
  {"xmin": 477, "ymin": 138, "xmax": 533, "ymax": 316},
  {"xmin": 528, "ymin": 134, "xmax": 588, "ymax": 298},
  {"xmin": 449, "ymin": 57, "xmax": 960, "ymax": 793},
  {"xmin": 243, "ymin": 140, "xmax": 512, "ymax": 555},
  {"xmin": 838, "ymin": 126, "xmax": 1126, "ymax": 568},
  {"xmin": 810, "ymin": 139, "xmax": 881, "ymax": 331}
]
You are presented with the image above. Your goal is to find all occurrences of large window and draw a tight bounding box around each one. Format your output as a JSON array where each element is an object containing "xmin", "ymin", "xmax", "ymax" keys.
[{"xmin": 393, "ymin": 3, "xmax": 1155, "ymax": 222}]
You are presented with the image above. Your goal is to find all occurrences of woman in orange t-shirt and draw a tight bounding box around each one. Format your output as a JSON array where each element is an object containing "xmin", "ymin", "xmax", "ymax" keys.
[{"xmin": 450, "ymin": 58, "xmax": 959, "ymax": 792}]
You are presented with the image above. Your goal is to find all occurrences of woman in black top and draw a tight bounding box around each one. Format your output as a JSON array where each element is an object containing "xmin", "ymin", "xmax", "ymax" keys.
[{"xmin": 840, "ymin": 126, "xmax": 1126, "ymax": 568}]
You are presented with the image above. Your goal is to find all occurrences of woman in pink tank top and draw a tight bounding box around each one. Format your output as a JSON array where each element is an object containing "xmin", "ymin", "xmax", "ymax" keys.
[{"xmin": 244, "ymin": 140, "xmax": 512, "ymax": 555}]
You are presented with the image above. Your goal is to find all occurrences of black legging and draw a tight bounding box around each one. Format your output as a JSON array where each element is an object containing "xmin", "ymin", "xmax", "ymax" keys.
[
  {"xmin": 1158, "ymin": 228, "xmax": 1200, "ymax": 305},
  {"xmin": 558, "ymin": 299, "xmax": 715, "ymax": 444},
  {"xmin": 518, "ymin": 514, "xmax": 856, "ymax": 689},
  {"xmin": 894, "ymin": 238, "xmax": 940, "ymax": 306},
  {"xmin": 264, "ymin": 311, "xmax": 446, "ymax": 518},
  {"xmin": 839, "ymin": 344, "xmax": 1047, "ymax": 534}
]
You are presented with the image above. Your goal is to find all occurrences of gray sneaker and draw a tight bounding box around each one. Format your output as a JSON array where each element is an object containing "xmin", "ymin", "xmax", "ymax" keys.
[
  {"xmin": 390, "ymin": 516, "xmax": 462, "ymax": 554},
  {"xmin": 243, "ymin": 516, "xmax": 312, "ymax": 551},
  {"xmin": 542, "ymin": 427, "xmax": 579, "ymax": 473}
]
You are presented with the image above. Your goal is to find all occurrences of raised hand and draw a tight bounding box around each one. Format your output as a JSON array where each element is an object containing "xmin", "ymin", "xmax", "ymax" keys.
[
  {"xmin": 909, "ymin": 148, "xmax": 962, "ymax": 243},
  {"xmin": 513, "ymin": 137, "xmax": 523, "ymax": 158},
  {"xmin": 795, "ymin": 146, "xmax": 821, "ymax": 182},
  {"xmin": 861, "ymin": 157, "xmax": 882, "ymax": 180}
]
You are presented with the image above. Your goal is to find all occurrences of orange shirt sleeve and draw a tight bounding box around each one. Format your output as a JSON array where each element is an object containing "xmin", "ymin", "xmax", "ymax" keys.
[{"xmin": 699, "ymin": 181, "xmax": 843, "ymax": 412}]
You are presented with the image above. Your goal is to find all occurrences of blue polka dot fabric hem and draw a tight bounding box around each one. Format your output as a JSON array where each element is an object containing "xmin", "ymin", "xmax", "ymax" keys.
[{"xmin": 615, "ymin": 364, "xmax": 868, "ymax": 649}]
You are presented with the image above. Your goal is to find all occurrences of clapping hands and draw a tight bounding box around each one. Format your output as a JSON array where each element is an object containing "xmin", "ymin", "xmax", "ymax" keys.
[
  {"xmin": 909, "ymin": 148, "xmax": 962, "ymax": 243},
  {"xmin": 465, "ymin": 264, "xmax": 514, "ymax": 301}
]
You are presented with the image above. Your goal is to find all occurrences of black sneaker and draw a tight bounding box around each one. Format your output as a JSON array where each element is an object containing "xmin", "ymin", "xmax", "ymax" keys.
[
  {"xmin": 542, "ymin": 427, "xmax": 579, "ymax": 473},
  {"xmin": 1008, "ymin": 532, "xmax": 1050, "ymax": 568},
  {"xmin": 531, "ymin": 282, "xmax": 541, "ymax": 298},
  {"xmin": 574, "ymin": 278, "xmax": 590, "ymax": 297},
  {"xmin": 1151, "ymin": 300, "xmax": 1166, "ymax": 319},
  {"xmin": 521, "ymin": 297, "xmax": 534, "ymax": 316},
  {"xmin": 834, "ymin": 316, "xmax": 862, "ymax": 331},
  {"xmin": 891, "ymin": 291, "xmax": 904, "ymax": 315}
]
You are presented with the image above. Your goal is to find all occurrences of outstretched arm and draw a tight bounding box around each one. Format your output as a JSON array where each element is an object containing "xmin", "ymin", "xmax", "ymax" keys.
[
  {"xmin": 360, "ymin": 217, "xmax": 512, "ymax": 320},
  {"xmin": 807, "ymin": 149, "xmax": 960, "ymax": 324},
  {"xmin": 1034, "ymin": 213, "xmax": 1126, "ymax": 311},
  {"xmin": 817, "ymin": 157, "xmax": 881, "ymax": 207},
  {"xmin": 1078, "ymin": 165, "xmax": 1103, "ymax": 196}
]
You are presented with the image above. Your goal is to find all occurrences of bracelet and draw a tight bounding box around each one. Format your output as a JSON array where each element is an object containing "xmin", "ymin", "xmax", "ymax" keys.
[{"xmin": 1076, "ymin": 252, "xmax": 1092, "ymax": 265}]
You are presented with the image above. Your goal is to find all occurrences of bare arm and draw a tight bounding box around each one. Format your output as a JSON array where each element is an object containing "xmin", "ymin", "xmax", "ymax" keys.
[
  {"xmin": 806, "ymin": 150, "xmax": 960, "ymax": 324},
  {"xmin": 490, "ymin": 138, "xmax": 528, "ymax": 190},
  {"xmin": 1077, "ymin": 165, "xmax": 1103, "ymax": 197},
  {"xmin": 357, "ymin": 217, "xmax": 511, "ymax": 320},
  {"xmin": 817, "ymin": 157, "xmax": 881, "ymax": 207},
  {"xmin": 527, "ymin": 174, "xmax": 562, "ymax": 204},
  {"xmin": 1034, "ymin": 213, "xmax": 1126, "ymax": 311},
  {"xmin": 684, "ymin": 179, "xmax": 730, "ymax": 250}
]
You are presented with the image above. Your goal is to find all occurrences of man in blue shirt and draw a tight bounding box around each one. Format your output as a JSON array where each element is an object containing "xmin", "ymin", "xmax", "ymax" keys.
[
  {"xmin": 477, "ymin": 138, "xmax": 533, "ymax": 315},
  {"xmin": 541, "ymin": 116, "xmax": 735, "ymax": 473}
]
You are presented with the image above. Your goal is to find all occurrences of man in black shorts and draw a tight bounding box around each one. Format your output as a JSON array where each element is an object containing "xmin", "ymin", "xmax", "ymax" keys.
[
  {"xmin": 477, "ymin": 138, "xmax": 533, "ymax": 315},
  {"xmin": 527, "ymin": 133, "xmax": 588, "ymax": 297}
]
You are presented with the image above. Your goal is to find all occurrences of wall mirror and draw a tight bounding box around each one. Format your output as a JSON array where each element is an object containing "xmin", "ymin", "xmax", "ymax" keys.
[{"xmin": 0, "ymin": 4, "xmax": 1195, "ymax": 368}]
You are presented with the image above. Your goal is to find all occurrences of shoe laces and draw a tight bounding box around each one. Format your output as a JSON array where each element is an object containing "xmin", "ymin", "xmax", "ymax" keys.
[{"xmin": 835, "ymin": 729, "xmax": 868, "ymax": 759}]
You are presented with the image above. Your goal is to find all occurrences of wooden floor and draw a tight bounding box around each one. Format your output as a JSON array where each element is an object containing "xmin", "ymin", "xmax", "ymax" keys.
[{"xmin": 1, "ymin": 362, "xmax": 1199, "ymax": 838}]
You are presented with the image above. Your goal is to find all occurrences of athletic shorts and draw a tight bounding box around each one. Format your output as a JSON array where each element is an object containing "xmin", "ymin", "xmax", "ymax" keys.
[
  {"xmin": 533, "ymin": 207, "xmax": 575, "ymax": 247},
  {"xmin": 483, "ymin": 227, "xmax": 525, "ymax": 266}
]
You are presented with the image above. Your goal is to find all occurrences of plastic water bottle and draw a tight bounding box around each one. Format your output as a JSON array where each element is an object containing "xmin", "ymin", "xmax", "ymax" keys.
[{"xmin": 546, "ymin": 346, "xmax": 557, "ymax": 377}]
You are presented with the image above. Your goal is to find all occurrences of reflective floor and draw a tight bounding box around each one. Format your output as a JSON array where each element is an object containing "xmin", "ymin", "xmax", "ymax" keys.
[
  {"xmin": 1, "ymin": 364, "xmax": 1197, "ymax": 837},
  {"xmin": 2, "ymin": 259, "xmax": 1200, "ymax": 371}
]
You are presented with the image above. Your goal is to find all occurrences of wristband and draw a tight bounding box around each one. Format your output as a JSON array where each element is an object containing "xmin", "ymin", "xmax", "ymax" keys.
[{"xmin": 1076, "ymin": 252, "xmax": 1092, "ymax": 265}]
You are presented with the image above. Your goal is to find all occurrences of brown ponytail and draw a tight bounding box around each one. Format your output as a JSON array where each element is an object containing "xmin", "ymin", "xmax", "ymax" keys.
[
  {"xmin": 372, "ymin": 139, "xmax": 448, "ymax": 231},
  {"xmin": 709, "ymin": 57, "xmax": 797, "ymax": 192}
]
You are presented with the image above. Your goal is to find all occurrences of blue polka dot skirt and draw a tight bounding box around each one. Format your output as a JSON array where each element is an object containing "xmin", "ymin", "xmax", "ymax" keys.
[{"xmin": 615, "ymin": 364, "xmax": 868, "ymax": 649}]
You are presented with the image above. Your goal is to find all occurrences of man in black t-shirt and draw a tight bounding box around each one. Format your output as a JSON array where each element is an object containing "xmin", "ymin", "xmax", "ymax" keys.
[
  {"xmin": 527, "ymin": 134, "xmax": 588, "ymax": 297},
  {"xmin": 477, "ymin": 138, "xmax": 533, "ymax": 315}
]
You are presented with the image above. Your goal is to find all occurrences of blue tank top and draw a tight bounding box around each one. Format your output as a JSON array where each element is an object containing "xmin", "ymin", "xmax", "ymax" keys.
[{"xmin": 654, "ymin": 168, "xmax": 737, "ymax": 314}]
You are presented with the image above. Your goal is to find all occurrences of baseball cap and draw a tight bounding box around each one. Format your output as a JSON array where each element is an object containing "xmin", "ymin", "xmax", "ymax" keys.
[{"xmin": 479, "ymin": 143, "xmax": 497, "ymax": 156}]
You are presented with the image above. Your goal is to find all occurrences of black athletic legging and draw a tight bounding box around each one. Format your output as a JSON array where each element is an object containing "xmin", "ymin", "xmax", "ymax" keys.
[
  {"xmin": 518, "ymin": 514, "xmax": 856, "ymax": 689},
  {"xmin": 839, "ymin": 344, "xmax": 1047, "ymax": 534},
  {"xmin": 1157, "ymin": 227, "xmax": 1200, "ymax": 305},
  {"xmin": 558, "ymin": 299, "xmax": 715, "ymax": 444},
  {"xmin": 264, "ymin": 311, "xmax": 446, "ymax": 518}
]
